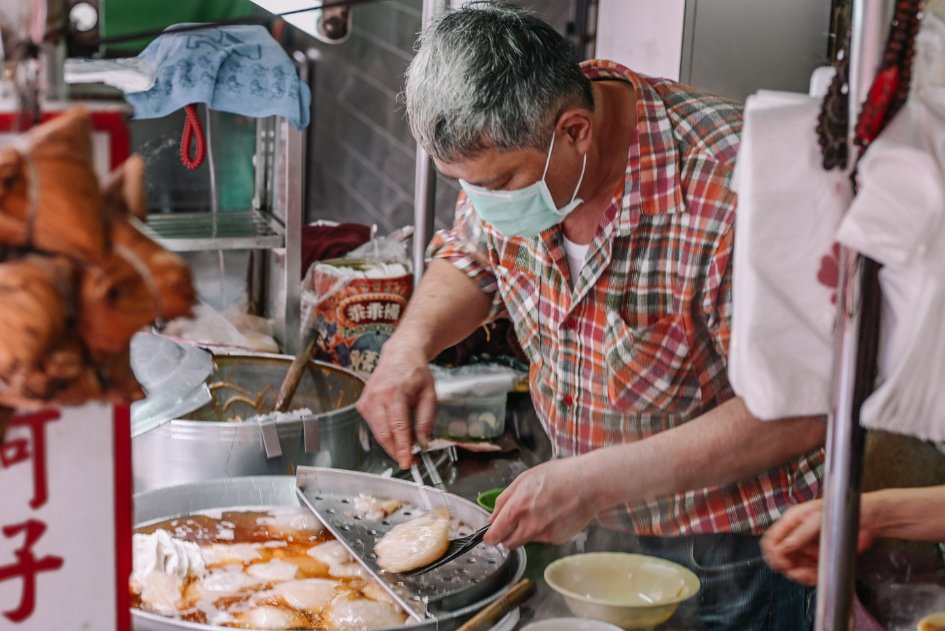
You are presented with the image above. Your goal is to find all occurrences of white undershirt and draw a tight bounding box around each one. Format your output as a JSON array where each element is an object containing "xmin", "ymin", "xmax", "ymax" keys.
[{"xmin": 562, "ymin": 235, "xmax": 590, "ymax": 283}]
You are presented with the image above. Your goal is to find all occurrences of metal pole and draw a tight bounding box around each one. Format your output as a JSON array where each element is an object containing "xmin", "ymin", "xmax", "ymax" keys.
[
  {"xmin": 412, "ymin": 151, "xmax": 437, "ymax": 288},
  {"xmin": 815, "ymin": 1, "xmax": 892, "ymax": 629},
  {"xmin": 411, "ymin": 0, "xmax": 448, "ymax": 288}
]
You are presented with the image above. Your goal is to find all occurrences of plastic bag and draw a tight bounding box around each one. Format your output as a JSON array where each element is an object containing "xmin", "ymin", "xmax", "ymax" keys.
[{"xmin": 161, "ymin": 302, "xmax": 279, "ymax": 353}]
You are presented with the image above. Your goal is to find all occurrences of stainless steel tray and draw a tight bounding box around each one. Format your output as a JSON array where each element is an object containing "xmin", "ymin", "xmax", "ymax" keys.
[{"xmin": 295, "ymin": 467, "xmax": 513, "ymax": 622}]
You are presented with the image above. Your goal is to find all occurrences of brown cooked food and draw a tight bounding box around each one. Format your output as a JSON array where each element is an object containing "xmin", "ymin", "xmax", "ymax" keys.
[
  {"xmin": 0, "ymin": 255, "xmax": 75, "ymax": 376},
  {"xmin": 0, "ymin": 108, "xmax": 196, "ymax": 409},
  {"xmin": 111, "ymin": 216, "xmax": 195, "ymax": 322},
  {"xmin": 0, "ymin": 108, "xmax": 106, "ymax": 262},
  {"xmin": 77, "ymin": 250, "xmax": 157, "ymax": 360}
]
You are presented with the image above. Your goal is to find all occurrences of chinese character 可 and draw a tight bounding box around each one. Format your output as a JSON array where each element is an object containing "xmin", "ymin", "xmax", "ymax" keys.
[
  {"xmin": 0, "ymin": 520, "xmax": 64, "ymax": 623},
  {"xmin": 346, "ymin": 304, "xmax": 366, "ymax": 323},
  {"xmin": 365, "ymin": 302, "xmax": 384, "ymax": 320},
  {"xmin": 0, "ymin": 411, "xmax": 59, "ymax": 510},
  {"xmin": 383, "ymin": 303, "xmax": 402, "ymax": 321}
]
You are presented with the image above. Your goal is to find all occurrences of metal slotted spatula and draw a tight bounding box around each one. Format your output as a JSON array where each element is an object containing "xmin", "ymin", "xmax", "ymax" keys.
[{"xmin": 402, "ymin": 523, "xmax": 492, "ymax": 576}]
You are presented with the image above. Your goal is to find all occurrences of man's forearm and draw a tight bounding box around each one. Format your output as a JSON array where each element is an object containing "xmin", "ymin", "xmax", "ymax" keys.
[
  {"xmin": 387, "ymin": 260, "xmax": 493, "ymax": 360},
  {"xmin": 581, "ymin": 397, "xmax": 827, "ymax": 511}
]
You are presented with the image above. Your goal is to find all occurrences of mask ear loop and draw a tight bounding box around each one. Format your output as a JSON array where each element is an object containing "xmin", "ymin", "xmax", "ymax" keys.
[
  {"xmin": 541, "ymin": 132, "xmax": 557, "ymax": 180},
  {"xmin": 542, "ymin": 132, "xmax": 588, "ymax": 206},
  {"xmin": 569, "ymin": 153, "xmax": 587, "ymax": 204}
]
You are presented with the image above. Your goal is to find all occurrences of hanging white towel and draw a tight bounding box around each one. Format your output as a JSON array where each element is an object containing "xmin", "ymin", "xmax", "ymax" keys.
[
  {"xmin": 729, "ymin": 91, "xmax": 851, "ymax": 420},
  {"xmin": 836, "ymin": 13, "xmax": 945, "ymax": 441}
]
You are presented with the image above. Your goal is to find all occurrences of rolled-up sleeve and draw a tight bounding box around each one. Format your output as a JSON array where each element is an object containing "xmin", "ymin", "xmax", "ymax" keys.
[{"xmin": 426, "ymin": 192, "xmax": 507, "ymax": 319}]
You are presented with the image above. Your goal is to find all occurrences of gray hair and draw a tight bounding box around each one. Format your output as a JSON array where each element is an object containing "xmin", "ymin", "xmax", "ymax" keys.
[{"xmin": 404, "ymin": 1, "xmax": 593, "ymax": 162}]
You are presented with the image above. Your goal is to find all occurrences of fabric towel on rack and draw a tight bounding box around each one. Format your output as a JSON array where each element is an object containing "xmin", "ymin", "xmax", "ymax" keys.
[
  {"xmin": 728, "ymin": 90, "xmax": 851, "ymax": 420},
  {"xmin": 835, "ymin": 12, "xmax": 945, "ymax": 442},
  {"xmin": 124, "ymin": 24, "xmax": 311, "ymax": 129}
]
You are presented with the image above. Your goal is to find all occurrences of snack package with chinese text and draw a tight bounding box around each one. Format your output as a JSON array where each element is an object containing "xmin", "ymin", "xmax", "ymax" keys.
[{"xmin": 301, "ymin": 229, "xmax": 413, "ymax": 375}]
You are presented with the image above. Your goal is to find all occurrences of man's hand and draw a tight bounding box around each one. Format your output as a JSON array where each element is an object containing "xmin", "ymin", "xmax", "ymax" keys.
[
  {"xmin": 484, "ymin": 455, "xmax": 605, "ymax": 549},
  {"xmin": 356, "ymin": 342, "xmax": 437, "ymax": 470}
]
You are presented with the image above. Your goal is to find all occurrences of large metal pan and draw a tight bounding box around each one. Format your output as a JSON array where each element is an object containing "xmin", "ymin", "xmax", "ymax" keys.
[{"xmin": 132, "ymin": 476, "xmax": 527, "ymax": 631}]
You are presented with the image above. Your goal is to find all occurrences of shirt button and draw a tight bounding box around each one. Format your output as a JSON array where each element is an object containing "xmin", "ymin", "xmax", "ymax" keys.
[{"xmin": 561, "ymin": 394, "xmax": 574, "ymax": 407}]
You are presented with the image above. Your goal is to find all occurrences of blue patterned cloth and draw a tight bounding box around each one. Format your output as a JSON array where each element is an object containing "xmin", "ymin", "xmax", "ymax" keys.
[{"xmin": 125, "ymin": 25, "xmax": 311, "ymax": 129}]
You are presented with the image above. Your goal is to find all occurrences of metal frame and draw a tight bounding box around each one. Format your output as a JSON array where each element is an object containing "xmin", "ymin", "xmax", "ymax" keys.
[
  {"xmin": 815, "ymin": 1, "xmax": 892, "ymax": 628},
  {"xmin": 411, "ymin": 0, "xmax": 449, "ymax": 288}
]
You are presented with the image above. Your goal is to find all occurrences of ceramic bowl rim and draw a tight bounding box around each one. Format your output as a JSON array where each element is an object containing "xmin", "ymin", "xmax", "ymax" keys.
[{"xmin": 544, "ymin": 552, "xmax": 701, "ymax": 608}]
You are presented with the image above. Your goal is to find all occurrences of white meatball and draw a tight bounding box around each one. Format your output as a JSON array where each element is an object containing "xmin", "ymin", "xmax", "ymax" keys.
[
  {"xmin": 234, "ymin": 604, "xmax": 307, "ymax": 630},
  {"xmin": 374, "ymin": 508, "xmax": 450, "ymax": 573},
  {"xmin": 257, "ymin": 507, "xmax": 324, "ymax": 537},
  {"xmin": 353, "ymin": 494, "xmax": 403, "ymax": 521},
  {"xmin": 261, "ymin": 578, "xmax": 340, "ymax": 612},
  {"xmin": 325, "ymin": 594, "xmax": 407, "ymax": 630},
  {"xmin": 246, "ymin": 559, "xmax": 299, "ymax": 582},
  {"xmin": 201, "ymin": 542, "xmax": 263, "ymax": 565},
  {"xmin": 307, "ymin": 540, "xmax": 353, "ymax": 567},
  {"xmin": 138, "ymin": 571, "xmax": 184, "ymax": 616},
  {"xmin": 191, "ymin": 567, "xmax": 264, "ymax": 597}
]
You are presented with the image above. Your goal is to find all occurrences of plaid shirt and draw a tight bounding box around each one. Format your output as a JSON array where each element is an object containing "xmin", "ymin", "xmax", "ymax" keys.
[{"xmin": 428, "ymin": 61, "xmax": 824, "ymax": 536}]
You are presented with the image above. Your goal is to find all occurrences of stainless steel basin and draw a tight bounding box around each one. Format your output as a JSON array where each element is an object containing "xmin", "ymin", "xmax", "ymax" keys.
[{"xmin": 132, "ymin": 352, "xmax": 369, "ymax": 492}]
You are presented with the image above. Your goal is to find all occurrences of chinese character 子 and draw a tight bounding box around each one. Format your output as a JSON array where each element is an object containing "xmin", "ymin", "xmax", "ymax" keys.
[
  {"xmin": 346, "ymin": 303, "xmax": 366, "ymax": 323},
  {"xmin": 0, "ymin": 520, "xmax": 63, "ymax": 623},
  {"xmin": 383, "ymin": 303, "xmax": 402, "ymax": 321},
  {"xmin": 0, "ymin": 411, "xmax": 59, "ymax": 510}
]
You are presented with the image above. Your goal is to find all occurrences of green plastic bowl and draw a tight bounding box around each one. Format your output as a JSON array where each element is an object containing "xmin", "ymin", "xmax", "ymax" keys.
[{"xmin": 476, "ymin": 487, "xmax": 506, "ymax": 513}]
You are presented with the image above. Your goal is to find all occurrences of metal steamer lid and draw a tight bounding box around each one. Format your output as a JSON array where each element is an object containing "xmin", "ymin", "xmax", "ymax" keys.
[
  {"xmin": 130, "ymin": 333, "xmax": 214, "ymax": 436},
  {"xmin": 295, "ymin": 466, "xmax": 513, "ymax": 623}
]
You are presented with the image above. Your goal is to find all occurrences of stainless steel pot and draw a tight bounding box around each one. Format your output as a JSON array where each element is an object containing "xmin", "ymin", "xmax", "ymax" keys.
[
  {"xmin": 132, "ymin": 476, "xmax": 527, "ymax": 631},
  {"xmin": 133, "ymin": 353, "xmax": 369, "ymax": 492}
]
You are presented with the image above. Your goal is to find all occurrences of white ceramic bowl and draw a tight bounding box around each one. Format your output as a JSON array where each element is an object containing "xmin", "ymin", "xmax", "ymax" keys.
[
  {"xmin": 918, "ymin": 611, "xmax": 945, "ymax": 630},
  {"xmin": 521, "ymin": 617, "xmax": 624, "ymax": 631},
  {"xmin": 544, "ymin": 552, "xmax": 701, "ymax": 630}
]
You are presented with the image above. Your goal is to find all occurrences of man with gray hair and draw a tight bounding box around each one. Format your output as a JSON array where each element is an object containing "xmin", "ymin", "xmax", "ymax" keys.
[{"xmin": 356, "ymin": 2, "xmax": 825, "ymax": 628}]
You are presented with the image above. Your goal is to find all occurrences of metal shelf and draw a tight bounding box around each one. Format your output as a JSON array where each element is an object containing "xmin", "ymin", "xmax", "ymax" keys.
[{"xmin": 137, "ymin": 210, "xmax": 285, "ymax": 252}]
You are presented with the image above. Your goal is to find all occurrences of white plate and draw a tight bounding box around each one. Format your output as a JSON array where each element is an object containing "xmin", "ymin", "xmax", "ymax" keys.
[
  {"xmin": 489, "ymin": 607, "xmax": 521, "ymax": 631},
  {"xmin": 521, "ymin": 617, "xmax": 624, "ymax": 631}
]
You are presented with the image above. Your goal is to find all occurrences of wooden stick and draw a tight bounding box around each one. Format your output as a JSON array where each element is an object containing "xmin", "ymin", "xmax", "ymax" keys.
[{"xmin": 456, "ymin": 578, "xmax": 536, "ymax": 631}]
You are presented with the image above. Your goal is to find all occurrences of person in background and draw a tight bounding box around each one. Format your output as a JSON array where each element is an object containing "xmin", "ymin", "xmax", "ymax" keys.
[
  {"xmin": 356, "ymin": 2, "xmax": 826, "ymax": 628},
  {"xmin": 762, "ymin": 485, "xmax": 945, "ymax": 586}
]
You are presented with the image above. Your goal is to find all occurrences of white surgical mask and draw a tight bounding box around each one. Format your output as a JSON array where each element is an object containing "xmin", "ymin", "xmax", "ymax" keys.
[{"xmin": 459, "ymin": 132, "xmax": 587, "ymax": 238}]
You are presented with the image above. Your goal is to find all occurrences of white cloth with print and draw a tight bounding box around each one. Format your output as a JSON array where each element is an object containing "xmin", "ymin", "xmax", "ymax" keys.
[{"xmin": 729, "ymin": 90, "xmax": 851, "ymax": 420}]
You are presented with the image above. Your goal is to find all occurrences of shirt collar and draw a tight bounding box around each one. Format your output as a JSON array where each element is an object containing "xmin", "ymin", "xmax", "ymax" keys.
[{"xmin": 580, "ymin": 60, "xmax": 686, "ymax": 237}]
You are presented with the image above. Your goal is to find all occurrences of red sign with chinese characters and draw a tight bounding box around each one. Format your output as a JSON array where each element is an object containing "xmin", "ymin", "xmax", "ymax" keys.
[{"xmin": 0, "ymin": 405, "xmax": 132, "ymax": 630}]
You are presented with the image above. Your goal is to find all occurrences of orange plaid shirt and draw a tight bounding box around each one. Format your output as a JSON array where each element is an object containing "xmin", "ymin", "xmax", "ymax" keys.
[{"xmin": 428, "ymin": 61, "xmax": 824, "ymax": 536}]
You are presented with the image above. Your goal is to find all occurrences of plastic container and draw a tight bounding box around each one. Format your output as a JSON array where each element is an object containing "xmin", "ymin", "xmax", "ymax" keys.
[{"xmin": 434, "ymin": 392, "xmax": 508, "ymax": 440}]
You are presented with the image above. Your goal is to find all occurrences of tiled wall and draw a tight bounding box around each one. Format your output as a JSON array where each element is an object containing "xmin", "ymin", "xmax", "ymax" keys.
[{"xmin": 304, "ymin": 0, "xmax": 577, "ymax": 236}]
